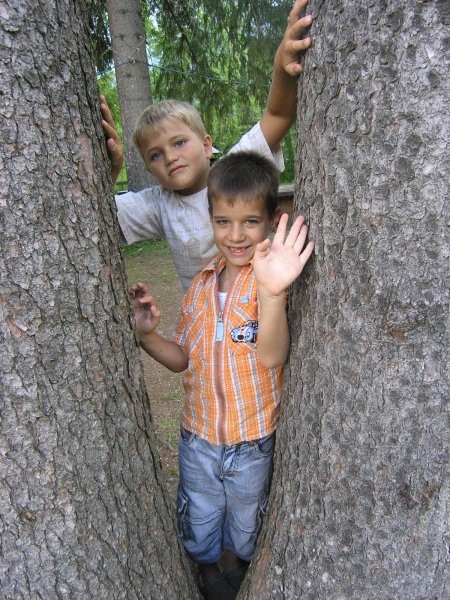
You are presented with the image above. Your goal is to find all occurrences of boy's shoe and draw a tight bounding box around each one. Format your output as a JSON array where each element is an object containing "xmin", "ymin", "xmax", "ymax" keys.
[
  {"xmin": 224, "ymin": 564, "xmax": 249, "ymax": 592},
  {"xmin": 201, "ymin": 572, "xmax": 236, "ymax": 600}
]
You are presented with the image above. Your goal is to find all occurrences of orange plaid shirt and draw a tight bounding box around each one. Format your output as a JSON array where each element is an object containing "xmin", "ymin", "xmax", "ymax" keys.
[{"xmin": 175, "ymin": 255, "xmax": 284, "ymax": 445}]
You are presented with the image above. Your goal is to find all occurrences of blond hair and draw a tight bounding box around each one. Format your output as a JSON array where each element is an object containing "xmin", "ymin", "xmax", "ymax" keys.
[{"xmin": 133, "ymin": 99, "xmax": 207, "ymax": 154}]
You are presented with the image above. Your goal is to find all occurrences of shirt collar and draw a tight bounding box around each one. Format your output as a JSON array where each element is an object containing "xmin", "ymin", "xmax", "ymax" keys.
[{"xmin": 201, "ymin": 254, "xmax": 254, "ymax": 275}]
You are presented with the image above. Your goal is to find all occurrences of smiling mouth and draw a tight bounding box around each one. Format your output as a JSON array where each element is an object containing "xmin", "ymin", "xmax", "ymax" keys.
[{"xmin": 228, "ymin": 246, "xmax": 249, "ymax": 255}]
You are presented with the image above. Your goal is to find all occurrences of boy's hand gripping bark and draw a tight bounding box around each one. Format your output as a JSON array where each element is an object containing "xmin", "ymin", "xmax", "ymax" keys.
[
  {"xmin": 100, "ymin": 95, "xmax": 124, "ymax": 184},
  {"xmin": 129, "ymin": 282, "xmax": 161, "ymax": 335}
]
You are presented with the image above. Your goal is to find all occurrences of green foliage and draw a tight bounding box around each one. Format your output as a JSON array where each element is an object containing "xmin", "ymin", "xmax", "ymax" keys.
[
  {"xmin": 87, "ymin": 0, "xmax": 111, "ymax": 73},
  {"xmin": 93, "ymin": 0, "xmax": 296, "ymax": 183}
]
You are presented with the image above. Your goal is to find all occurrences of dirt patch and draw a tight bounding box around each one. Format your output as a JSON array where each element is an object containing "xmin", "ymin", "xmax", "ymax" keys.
[{"xmin": 123, "ymin": 241, "xmax": 183, "ymax": 503}]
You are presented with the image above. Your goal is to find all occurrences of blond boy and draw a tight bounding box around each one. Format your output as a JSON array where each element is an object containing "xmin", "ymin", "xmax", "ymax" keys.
[{"xmin": 102, "ymin": 0, "xmax": 313, "ymax": 290}]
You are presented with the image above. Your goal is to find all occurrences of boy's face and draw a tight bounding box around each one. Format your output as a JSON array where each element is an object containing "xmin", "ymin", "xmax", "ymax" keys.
[
  {"xmin": 139, "ymin": 117, "xmax": 212, "ymax": 195},
  {"xmin": 210, "ymin": 195, "xmax": 279, "ymax": 276}
]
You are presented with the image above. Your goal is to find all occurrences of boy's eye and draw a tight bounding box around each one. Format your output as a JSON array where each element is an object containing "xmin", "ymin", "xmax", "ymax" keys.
[
  {"xmin": 214, "ymin": 219, "xmax": 228, "ymax": 226},
  {"xmin": 245, "ymin": 219, "xmax": 259, "ymax": 226},
  {"xmin": 175, "ymin": 139, "xmax": 186, "ymax": 148},
  {"xmin": 150, "ymin": 151, "xmax": 163, "ymax": 161}
]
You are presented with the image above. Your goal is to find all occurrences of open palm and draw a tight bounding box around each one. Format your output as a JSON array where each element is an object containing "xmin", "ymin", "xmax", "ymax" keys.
[{"xmin": 253, "ymin": 214, "xmax": 314, "ymax": 296}]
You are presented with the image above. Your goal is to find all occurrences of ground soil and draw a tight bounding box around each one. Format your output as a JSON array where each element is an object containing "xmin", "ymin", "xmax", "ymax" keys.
[{"xmin": 123, "ymin": 241, "xmax": 183, "ymax": 503}]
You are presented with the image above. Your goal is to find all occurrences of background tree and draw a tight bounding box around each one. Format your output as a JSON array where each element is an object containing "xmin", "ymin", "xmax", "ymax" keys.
[
  {"xmin": 241, "ymin": 1, "xmax": 449, "ymax": 597},
  {"xmin": 0, "ymin": 1, "xmax": 198, "ymax": 597},
  {"xmin": 105, "ymin": 0, "xmax": 156, "ymax": 191}
]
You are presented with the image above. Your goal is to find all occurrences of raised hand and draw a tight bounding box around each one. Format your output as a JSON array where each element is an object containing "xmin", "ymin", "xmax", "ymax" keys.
[
  {"xmin": 129, "ymin": 282, "xmax": 161, "ymax": 335},
  {"xmin": 277, "ymin": 0, "xmax": 313, "ymax": 77},
  {"xmin": 100, "ymin": 95, "xmax": 124, "ymax": 183},
  {"xmin": 252, "ymin": 213, "xmax": 314, "ymax": 297},
  {"xmin": 262, "ymin": 0, "xmax": 313, "ymax": 153}
]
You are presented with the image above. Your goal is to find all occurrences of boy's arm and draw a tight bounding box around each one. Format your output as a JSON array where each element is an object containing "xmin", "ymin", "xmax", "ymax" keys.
[
  {"xmin": 139, "ymin": 330, "xmax": 189, "ymax": 373},
  {"xmin": 100, "ymin": 95, "xmax": 124, "ymax": 184},
  {"xmin": 260, "ymin": 0, "xmax": 313, "ymax": 152},
  {"xmin": 130, "ymin": 283, "xmax": 189, "ymax": 373},
  {"xmin": 253, "ymin": 214, "xmax": 314, "ymax": 368}
]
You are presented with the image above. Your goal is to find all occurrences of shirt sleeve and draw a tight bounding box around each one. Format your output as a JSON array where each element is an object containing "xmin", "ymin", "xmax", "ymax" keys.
[
  {"xmin": 227, "ymin": 121, "xmax": 285, "ymax": 172},
  {"xmin": 115, "ymin": 187, "xmax": 165, "ymax": 244}
]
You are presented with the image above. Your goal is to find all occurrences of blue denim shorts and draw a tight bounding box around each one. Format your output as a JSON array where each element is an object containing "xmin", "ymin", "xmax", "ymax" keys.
[{"xmin": 177, "ymin": 428, "xmax": 274, "ymax": 564}]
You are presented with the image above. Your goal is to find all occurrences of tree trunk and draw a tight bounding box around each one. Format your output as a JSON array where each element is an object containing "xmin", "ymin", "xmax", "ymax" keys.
[
  {"xmin": 0, "ymin": 1, "xmax": 198, "ymax": 597},
  {"xmin": 106, "ymin": 0, "xmax": 156, "ymax": 191},
  {"xmin": 242, "ymin": 1, "xmax": 448, "ymax": 598}
]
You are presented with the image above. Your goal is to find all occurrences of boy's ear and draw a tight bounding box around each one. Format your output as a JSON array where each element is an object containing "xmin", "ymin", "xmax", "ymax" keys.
[
  {"xmin": 270, "ymin": 208, "xmax": 281, "ymax": 231},
  {"xmin": 204, "ymin": 135, "xmax": 213, "ymax": 158}
]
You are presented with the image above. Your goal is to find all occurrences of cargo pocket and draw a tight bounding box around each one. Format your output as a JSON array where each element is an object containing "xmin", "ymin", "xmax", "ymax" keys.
[
  {"xmin": 251, "ymin": 496, "xmax": 269, "ymax": 543},
  {"xmin": 177, "ymin": 488, "xmax": 192, "ymax": 541}
]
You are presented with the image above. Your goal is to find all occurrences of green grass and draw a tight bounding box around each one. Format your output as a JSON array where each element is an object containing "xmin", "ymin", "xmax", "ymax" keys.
[
  {"xmin": 158, "ymin": 415, "xmax": 181, "ymax": 449},
  {"xmin": 121, "ymin": 239, "xmax": 171, "ymax": 258}
]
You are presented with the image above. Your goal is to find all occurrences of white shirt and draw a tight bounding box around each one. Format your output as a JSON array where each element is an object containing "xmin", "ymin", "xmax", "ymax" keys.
[{"xmin": 116, "ymin": 122, "xmax": 284, "ymax": 291}]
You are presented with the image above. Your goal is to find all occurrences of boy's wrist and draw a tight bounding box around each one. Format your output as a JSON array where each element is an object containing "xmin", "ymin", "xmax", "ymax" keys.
[
  {"xmin": 138, "ymin": 329, "xmax": 156, "ymax": 339},
  {"xmin": 257, "ymin": 288, "xmax": 288, "ymax": 304}
]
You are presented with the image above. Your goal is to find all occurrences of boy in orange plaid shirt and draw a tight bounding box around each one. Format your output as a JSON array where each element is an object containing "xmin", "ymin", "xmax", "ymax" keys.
[{"xmin": 130, "ymin": 151, "xmax": 314, "ymax": 599}]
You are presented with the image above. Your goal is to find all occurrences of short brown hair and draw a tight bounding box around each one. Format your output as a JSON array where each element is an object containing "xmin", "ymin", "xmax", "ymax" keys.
[
  {"xmin": 133, "ymin": 99, "xmax": 207, "ymax": 154},
  {"xmin": 207, "ymin": 151, "xmax": 279, "ymax": 217}
]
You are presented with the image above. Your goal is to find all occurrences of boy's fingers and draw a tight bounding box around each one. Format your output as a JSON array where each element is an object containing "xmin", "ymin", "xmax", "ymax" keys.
[
  {"xmin": 102, "ymin": 120, "xmax": 120, "ymax": 145},
  {"xmin": 300, "ymin": 240, "xmax": 315, "ymax": 264},
  {"xmin": 129, "ymin": 283, "xmax": 140, "ymax": 296},
  {"xmin": 288, "ymin": 6, "xmax": 313, "ymax": 43},
  {"xmin": 290, "ymin": 36, "xmax": 312, "ymax": 52},
  {"xmin": 284, "ymin": 63, "xmax": 303, "ymax": 76},
  {"xmin": 273, "ymin": 213, "xmax": 289, "ymax": 244},
  {"xmin": 101, "ymin": 119, "xmax": 114, "ymax": 134},
  {"xmin": 284, "ymin": 215, "xmax": 305, "ymax": 246},
  {"xmin": 290, "ymin": 17, "xmax": 313, "ymax": 39},
  {"xmin": 151, "ymin": 305, "xmax": 161, "ymax": 318},
  {"xmin": 255, "ymin": 238, "xmax": 271, "ymax": 256},
  {"xmin": 292, "ymin": 224, "xmax": 310, "ymax": 254},
  {"xmin": 289, "ymin": 2, "xmax": 313, "ymax": 29},
  {"xmin": 100, "ymin": 107, "xmax": 113, "ymax": 127},
  {"xmin": 139, "ymin": 293, "xmax": 155, "ymax": 305},
  {"xmin": 129, "ymin": 282, "xmax": 149, "ymax": 298},
  {"xmin": 100, "ymin": 95, "xmax": 112, "ymax": 116},
  {"xmin": 289, "ymin": 0, "xmax": 309, "ymax": 24}
]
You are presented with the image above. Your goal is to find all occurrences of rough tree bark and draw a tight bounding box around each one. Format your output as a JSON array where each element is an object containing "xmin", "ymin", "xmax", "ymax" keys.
[
  {"xmin": 242, "ymin": 1, "xmax": 449, "ymax": 598},
  {"xmin": 0, "ymin": 1, "xmax": 199, "ymax": 597},
  {"xmin": 106, "ymin": 0, "xmax": 156, "ymax": 191}
]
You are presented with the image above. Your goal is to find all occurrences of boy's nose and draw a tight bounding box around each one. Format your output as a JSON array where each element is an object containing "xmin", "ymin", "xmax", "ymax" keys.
[
  {"xmin": 229, "ymin": 223, "xmax": 245, "ymax": 242},
  {"xmin": 164, "ymin": 149, "xmax": 178, "ymax": 164}
]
